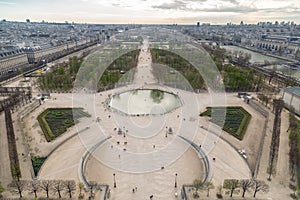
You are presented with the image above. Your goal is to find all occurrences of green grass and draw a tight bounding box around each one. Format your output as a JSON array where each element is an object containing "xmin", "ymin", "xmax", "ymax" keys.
[
  {"xmin": 37, "ymin": 108, "xmax": 90, "ymax": 142},
  {"xmin": 200, "ymin": 106, "xmax": 251, "ymax": 140},
  {"xmin": 31, "ymin": 156, "xmax": 47, "ymax": 176}
]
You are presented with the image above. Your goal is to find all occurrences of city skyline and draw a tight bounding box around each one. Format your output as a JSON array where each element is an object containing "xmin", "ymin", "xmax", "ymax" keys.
[{"xmin": 0, "ymin": 0, "xmax": 300, "ymax": 24}]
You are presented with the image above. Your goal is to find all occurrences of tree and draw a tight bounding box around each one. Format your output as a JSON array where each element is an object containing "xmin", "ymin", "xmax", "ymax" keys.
[
  {"xmin": 192, "ymin": 179, "xmax": 204, "ymax": 198},
  {"xmin": 78, "ymin": 182, "xmax": 84, "ymax": 198},
  {"xmin": 240, "ymin": 179, "xmax": 253, "ymax": 197},
  {"xmin": 252, "ymin": 180, "xmax": 269, "ymax": 197},
  {"xmin": 88, "ymin": 181, "xmax": 98, "ymax": 199},
  {"xmin": 8, "ymin": 180, "xmax": 27, "ymax": 198},
  {"xmin": 28, "ymin": 180, "xmax": 40, "ymax": 198},
  {"xmin": 223, "ymin": 179, "xmax": 239, "ymax": 197},
  {"xmin": 40, "ymin": 180, "xmax": 53, "ymax": 198},
  {"xmin": 0, "ymin": 182, "xmax": 4, "ymax": 198},
  {"xmin": 53, "ymin": 180, "xmax": 64, "ymax": 198},
  {"xmin": 64, "ymin": 180, "xmax": 76, "ymax": 198},
  {"xmin": 204, "ymin": 182, "xmax": 214, "ymax": 197},
  {"xmin": 268, "ymin": 65, "xmax": 277, "ymax": 85}
]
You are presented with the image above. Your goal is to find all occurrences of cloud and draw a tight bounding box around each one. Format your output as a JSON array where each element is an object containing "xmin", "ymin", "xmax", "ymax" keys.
[
  {"xmin": 0, "ymin": 1, "xmax": 16, "ymax": 5},
  {"xmin": 152, "ymin": 0, "xmax": 300, "ymax": 14},
  {"xmin": 152, "ymin": 1, "xmax": 253, "ymax": 13},
  {"xmin": 152, "ymin": 0, "xmax": 188, "ymax": 10}
]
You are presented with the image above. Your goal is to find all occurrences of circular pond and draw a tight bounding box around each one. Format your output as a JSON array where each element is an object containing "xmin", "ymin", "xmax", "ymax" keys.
[{"xmin": 109, "ymin": 89, "xmax": 182, "ymax": 115}]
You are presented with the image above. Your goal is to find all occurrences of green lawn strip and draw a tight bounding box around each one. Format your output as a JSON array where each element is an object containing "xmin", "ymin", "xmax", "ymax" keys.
[{"xmin": 200, "ymin": 106, "xmax": 251, "ymax": 140}]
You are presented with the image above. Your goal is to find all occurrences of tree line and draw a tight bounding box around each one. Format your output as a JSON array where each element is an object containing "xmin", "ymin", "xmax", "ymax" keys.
[
  {"xmin": 268, "ymin": 99, "xmax": 284, "ymax": 180},
  {"xmin": 150, "ymin": 48, "xmax": 206, "ymax": 91},
  {"xmin": 38, "ymin": 50, "xmax": 140, "ymax": 92},
  {"xmin": 288, "ymin": 107, "xmax": 300, "ymax": 197},
  {"xmin": 192, "ymin": 178, "xmax": 268, "ymax": 199},
  {"xmin": 8, "ymin": 179, "xmax": 77, "ymax": 199},
  {"xmin": 223, "ymin": 179, "xmax": 269, "ymax": 198}
]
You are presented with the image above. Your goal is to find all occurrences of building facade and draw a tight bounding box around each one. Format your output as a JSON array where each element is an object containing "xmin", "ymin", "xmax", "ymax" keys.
[{"xmin": 282, "ymin": 86, "xmax": 300, "ymax": 115}]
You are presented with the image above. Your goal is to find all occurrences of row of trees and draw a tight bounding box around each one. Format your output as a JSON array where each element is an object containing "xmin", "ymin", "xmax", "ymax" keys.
[
  {"xmin": 268, "ymin": 99, "xmax": 284, "ymax": 180},
  {"xmin": 8, "ymin": 179, "xmax": 77, "ymax": 199},
  {"xmin": 222, "ymin": 179, "xmax": 269, "ymax": 198},
  {"xmin": 192, "ymin": 178, "xmax": 269, "ymax": 198},
  {"xmin": 5, "ymin": 108, "xmax": 21, "ymax": 180},
  {"xmin": 288, "ymin": 107, "xmax": 300, "ymax": 197},
  {"xmin": 150, "ymin": 48, "xmax": 206, "ymax": 91},
  {"xmin": 98, "ymin": 50, "xmax": 139, "ymax": 89}
]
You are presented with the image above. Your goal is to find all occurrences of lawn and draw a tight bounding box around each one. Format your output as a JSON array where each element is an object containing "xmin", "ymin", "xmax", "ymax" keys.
[
  {"xmin": 31, "ymin": 156, "xmax": 47, "ymax": 176},
  {"xmin": 200, "ymin": 106, "xmax": 251, "ymax": 140},
  {"xmin": 37, "ymin": 108, "xmax": 90, "ymax": 142}
]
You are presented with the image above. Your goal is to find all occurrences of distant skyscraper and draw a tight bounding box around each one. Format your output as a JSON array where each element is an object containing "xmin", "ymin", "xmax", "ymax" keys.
[{"xmin": 197, "ymin": 22, "xmax": 200, "ymax": 27}]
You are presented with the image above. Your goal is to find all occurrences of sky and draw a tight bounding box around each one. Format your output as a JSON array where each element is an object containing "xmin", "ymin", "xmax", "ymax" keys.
[{"xmin": 0, "ymin": 0, "xmax": 299, "ymax": 24}]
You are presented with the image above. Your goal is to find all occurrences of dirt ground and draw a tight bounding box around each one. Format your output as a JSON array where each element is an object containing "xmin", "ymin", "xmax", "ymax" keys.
[{"xmin": 1, "ymin": 40, "xmax": 294, "ymax": 200}]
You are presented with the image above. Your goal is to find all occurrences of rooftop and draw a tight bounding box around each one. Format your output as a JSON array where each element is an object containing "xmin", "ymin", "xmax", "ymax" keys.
[{"xmin": 284, "ymin": 86, "xmax": 300, "ymax": 97}]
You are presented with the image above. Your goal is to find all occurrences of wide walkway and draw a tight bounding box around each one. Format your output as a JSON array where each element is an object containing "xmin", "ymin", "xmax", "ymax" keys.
[{"xmin": 37, "ymin": 40, "xmax": 252, "ymax": 199}]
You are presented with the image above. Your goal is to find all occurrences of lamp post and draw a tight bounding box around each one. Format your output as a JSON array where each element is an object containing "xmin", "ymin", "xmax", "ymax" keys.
[
  {"xmin": 175, "ymin": 173, "xmax": 178, "ymax": 188},
  {"xmin": 113, "ymin": 173, "xmax": 116, "ymax": 188}
]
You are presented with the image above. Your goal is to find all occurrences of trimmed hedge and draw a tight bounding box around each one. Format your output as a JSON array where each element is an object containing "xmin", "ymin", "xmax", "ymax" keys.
[
  {"xmin": 37, "ymin": 108, "xmax": 90, "ymax": 142},
  {"xmin": 200, "ymin": 106, "xmax": 251, "ymax": 140}
]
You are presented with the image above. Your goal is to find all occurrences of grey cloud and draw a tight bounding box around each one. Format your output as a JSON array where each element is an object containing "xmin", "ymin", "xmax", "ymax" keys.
[
  {"xmin": 197, "ymin": 5, "xmax": 257, "ymax": 13},
  {"xmin": 152, "ymin": 0, "xmax": 188, "ymax": 10},
  {"xmin": 152, "ymin": 0, "xmax": 239, "ymax": 10},
  {"xmin": 152, "ymin": 0, "xmax": 299, "ymax": 14}
]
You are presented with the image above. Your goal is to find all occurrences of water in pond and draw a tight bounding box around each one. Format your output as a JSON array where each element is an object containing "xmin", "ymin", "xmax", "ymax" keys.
[
  {"xmin": 109, "ymin": 89, "xmax": 181, "ymax": 115},
  {"xmin": 221, "ymin": 45, "xmax": 284, "ymax": 64},
  {"xmin": 265, "ymin": 64, "xmax": 300, "ymax": 79}
]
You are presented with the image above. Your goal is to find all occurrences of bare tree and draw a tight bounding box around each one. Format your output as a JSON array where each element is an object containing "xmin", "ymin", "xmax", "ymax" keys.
[
  {"xmin": 88, "ymin": 181, "xmax": 98, "ymax": 199},
  {"xmin": 223, "ymin": 179, "xmax": 239, "ymax": 197},
  {"xmin": 252, "ymin": 180, "xmax": 269, "ymax": 198},
  {"xmin": 40, "ymin": 180, "xmax": 53, "ymax": 198},
  {"xmin": 240, "ymin": 179, "xmax": 253, "ymax": 197},
  {"xmin": 64, "ymin": 180, "xmax": 76, "ymax": 198},
  {"xmin": 8, "ymin": 180, "xmax": 27, "ymax": 198},
  {"xmin": 28, "ymin": 180, "xmax": 40, "ymax": 198},
  {"xmin": 53, "ymin": 180, "xmax": 64, "ymax": 198}
]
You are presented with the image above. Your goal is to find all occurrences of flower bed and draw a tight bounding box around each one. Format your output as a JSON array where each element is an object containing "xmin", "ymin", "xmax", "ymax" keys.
[
  {"xmin": 200, "ymin": 106, "xmax": 251, "ymax": 140},
  {"xmin": 37, "ymin": 108, "xmax": 90, "ymax": 142}
]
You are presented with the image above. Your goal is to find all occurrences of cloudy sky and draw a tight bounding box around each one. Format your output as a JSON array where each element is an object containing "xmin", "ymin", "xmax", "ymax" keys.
[{"xmin": 0, "ymin": 0, "xmax": 299, "ymax": 24}]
